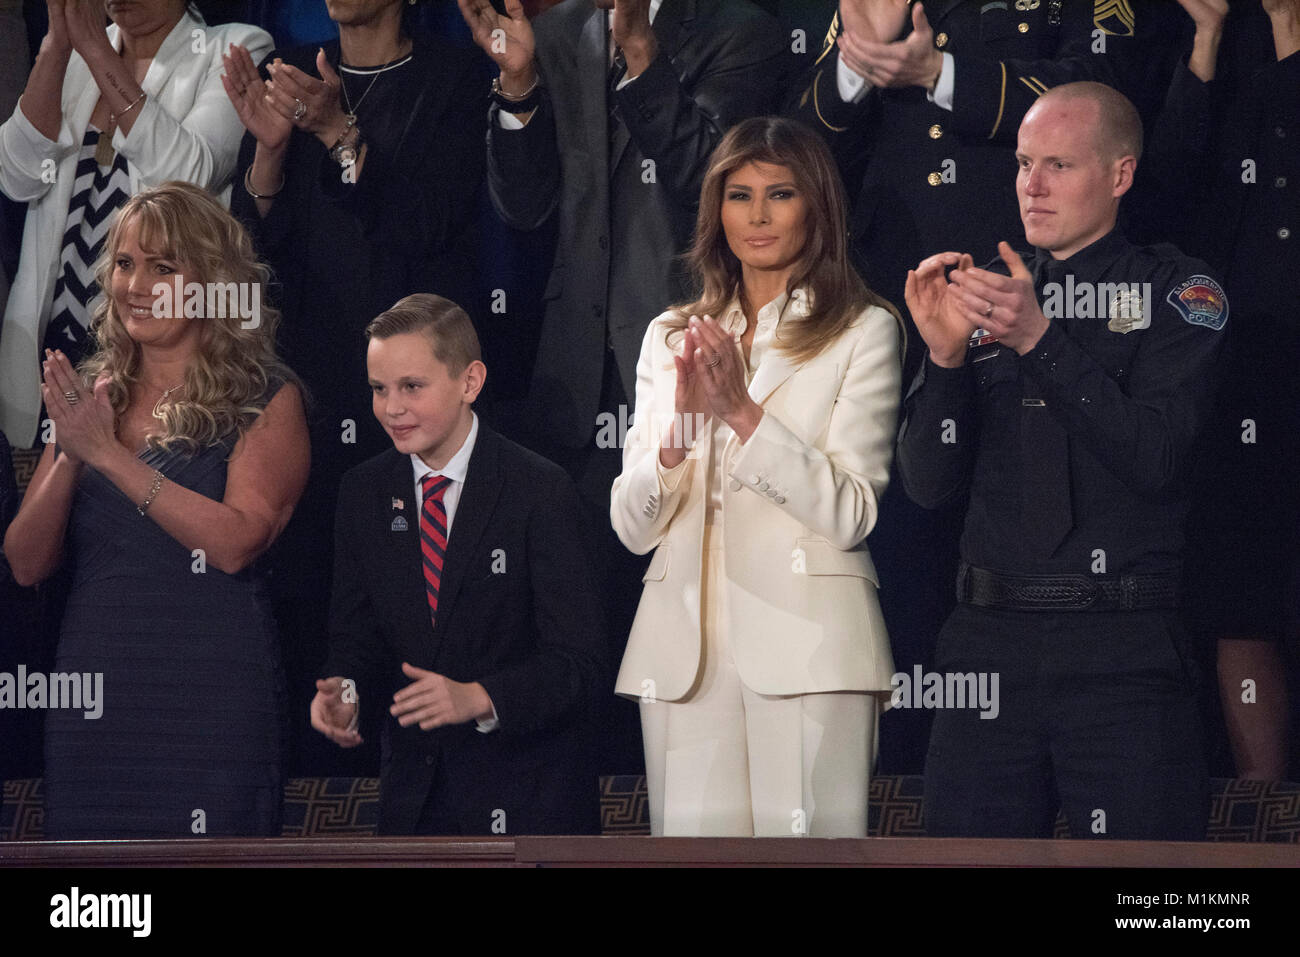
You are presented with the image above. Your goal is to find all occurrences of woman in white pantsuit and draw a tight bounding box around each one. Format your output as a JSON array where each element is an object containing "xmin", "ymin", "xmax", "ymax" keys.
[{"xmin": 610, "ymin": 117, "xmax": 902, "ymax": 837}]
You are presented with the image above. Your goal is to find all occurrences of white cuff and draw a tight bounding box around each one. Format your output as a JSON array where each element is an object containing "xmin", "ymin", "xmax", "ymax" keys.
[
  {"xmin": 475, "ymin": 699, "xmax": 501, "ymax": 734},
  {"xmin": 836, "ymin": 57, "xmax": 872, "ymax": 103},
  {"xmin": 926, "ymin": 53, "xmax": 955, "ymax": 111}
]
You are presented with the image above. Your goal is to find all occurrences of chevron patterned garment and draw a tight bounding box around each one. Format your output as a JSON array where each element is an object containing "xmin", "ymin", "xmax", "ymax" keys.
[{"xmin": 44, "ymin": 128, "xmax": 131, "ymax": 368}]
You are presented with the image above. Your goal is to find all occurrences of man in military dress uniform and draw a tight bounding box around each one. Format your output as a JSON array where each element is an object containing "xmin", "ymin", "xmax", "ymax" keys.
[{"xmin": 897, "ymin": 82, "xmax": 1225, "ymax": 839}]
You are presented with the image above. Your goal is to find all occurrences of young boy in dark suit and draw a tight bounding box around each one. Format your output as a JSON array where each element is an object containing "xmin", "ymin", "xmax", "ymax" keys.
[{"xmin": 311, "ymin": 294, "xmax": 607, "ymax": 835}]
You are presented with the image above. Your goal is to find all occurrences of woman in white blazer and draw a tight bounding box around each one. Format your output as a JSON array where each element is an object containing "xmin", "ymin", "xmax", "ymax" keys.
[
  {"xmin": 0, "ymin": 1, "xmax": 272, "ymax": 449},
  {"xmin": 610, "ymin": 116, "xmax": 902, "ymax": 838}
]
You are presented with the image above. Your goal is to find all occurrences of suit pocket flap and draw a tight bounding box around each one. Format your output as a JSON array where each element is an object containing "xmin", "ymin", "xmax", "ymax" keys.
[
  {"xmin": 642, "ymin": 544, "xmax": 670, "ymax": 582},
  {"xmin": 796, "ymin": 539, "xmax": 879, "ymax": 585}
]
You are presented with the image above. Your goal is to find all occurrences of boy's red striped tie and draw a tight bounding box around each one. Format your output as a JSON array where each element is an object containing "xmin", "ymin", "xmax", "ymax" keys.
[{"xmin": 420, "ymin": 474, "xmax": 452, "ymax": 624}]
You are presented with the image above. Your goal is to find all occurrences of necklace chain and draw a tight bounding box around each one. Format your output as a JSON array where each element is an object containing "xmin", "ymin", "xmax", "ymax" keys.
[{"xmin": 340, "ymin": 47, "xmax": 413, "ymax": 121}]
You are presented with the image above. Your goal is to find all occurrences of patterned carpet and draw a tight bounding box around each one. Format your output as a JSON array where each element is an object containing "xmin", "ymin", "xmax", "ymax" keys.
[{"xmin": 4, "ymin": 776, "xmax": 1299, "ymax": 841}]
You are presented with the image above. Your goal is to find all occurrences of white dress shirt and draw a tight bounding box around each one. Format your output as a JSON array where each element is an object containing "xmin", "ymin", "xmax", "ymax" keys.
[
  {"xmin": 408, "ymin": 412, "xmax": 498, "ymax": 733},
  {"xmin": 409, "ymin": 411, "xmax": 479, "ymax": 537}
]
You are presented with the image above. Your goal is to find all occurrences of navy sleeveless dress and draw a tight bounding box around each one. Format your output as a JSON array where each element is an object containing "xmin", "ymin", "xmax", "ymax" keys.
[{"xmin": 44, "ymin": 387, "xmax": 287, "ymax": 838}]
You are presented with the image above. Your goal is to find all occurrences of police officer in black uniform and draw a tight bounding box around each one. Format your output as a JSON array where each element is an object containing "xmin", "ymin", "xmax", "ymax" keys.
[
  {"xmin": 785, "ymin": 0, "xmax": 1169, "ymax": 775},
  {"xmin": 897, "ymin": 81, "xmax": 1225, "ymax": 839}
]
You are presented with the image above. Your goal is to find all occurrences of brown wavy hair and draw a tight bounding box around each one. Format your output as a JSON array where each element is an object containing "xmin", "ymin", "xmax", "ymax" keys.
[
  {"xmin": 666, "ymin": 116, "xmax": 900, "ymax": 364},
  {"xmin": 80, "ymin": 181, "xmax": 296, "ymax": 452}
]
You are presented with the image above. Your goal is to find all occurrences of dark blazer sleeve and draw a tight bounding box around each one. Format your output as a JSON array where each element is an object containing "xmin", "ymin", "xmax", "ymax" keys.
[
  {"xmin": 475, "ymin": 467, "xmax": 607, "ymax": 739},
  {"xmin": 612, "ymin": 11, "xmax": 790, "ymax": 205},
  {"xmin": 486, "ymin": 94, "xmax": 562, "ymax": 232},
  {"xmin": 322, "ymin": 468, "xmax": 388, "ymax": 695}
]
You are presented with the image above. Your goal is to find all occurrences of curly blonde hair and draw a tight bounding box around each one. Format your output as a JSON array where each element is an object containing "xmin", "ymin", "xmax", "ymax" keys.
[{"xmin": 80, "ymin": 182, "xmax": 296, "ymax": 452}]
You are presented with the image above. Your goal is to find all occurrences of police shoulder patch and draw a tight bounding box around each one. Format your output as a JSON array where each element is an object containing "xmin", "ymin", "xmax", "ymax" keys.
[{"xmin": 1166, "ymin": 276, "xmax": 1228, "ymax": 331}]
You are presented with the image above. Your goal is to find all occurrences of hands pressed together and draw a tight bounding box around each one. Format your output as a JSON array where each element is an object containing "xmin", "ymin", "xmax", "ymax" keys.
[
  {"xmin": 660, "ymin": 315, "xmax": 762, "ymax": 468},
  {"xmin": 838, "ymin": 0, "xmax": 944, "ymax": 91},
  {"xmin": 40, "ymin": 349, "xmax": 116, "ymax": 468},
  {"xmin": 905, "ymin": 242, "xmax": 1049, "ymax": 368}
]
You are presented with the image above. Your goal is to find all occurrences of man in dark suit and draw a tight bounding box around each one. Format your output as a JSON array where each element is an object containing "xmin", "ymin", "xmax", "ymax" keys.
[
  {"xmin": 457, "ymin": 0, "xmax": 788, "ymax": 773},
  {"xmin": 311, "ymin": 294, "xmax": 607, "ymax": 836}
]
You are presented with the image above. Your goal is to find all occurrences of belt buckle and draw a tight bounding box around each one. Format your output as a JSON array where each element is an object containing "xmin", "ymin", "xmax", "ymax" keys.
[{"xmin": 1072, "ymin": 575, "xmax": 1101, "ymax": 609}]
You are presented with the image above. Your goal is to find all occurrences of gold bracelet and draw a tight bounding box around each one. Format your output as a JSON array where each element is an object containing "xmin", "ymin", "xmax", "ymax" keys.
[
  {"xmin": 244, "ymin": 165, "xmax": 285, "ymax": 199},
  {"xmin": 138, "ymin": 469, "xmax": 164, "ymax": 516},
  {"xmin": 110, "ymin": 91, "xmax": 146, "ymax": 126}
]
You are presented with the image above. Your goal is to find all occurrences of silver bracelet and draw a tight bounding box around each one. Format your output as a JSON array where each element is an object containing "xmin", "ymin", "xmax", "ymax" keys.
[{"xmin": 138, "ymin": 469, "xmax": 164, "ymax": 516}]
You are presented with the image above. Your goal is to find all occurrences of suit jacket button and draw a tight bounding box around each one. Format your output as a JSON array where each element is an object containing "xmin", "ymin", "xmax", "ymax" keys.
[
  {"xmin": 1018, "ymin": 21, "xmax": 1029, "ymax": 33},
  {"xmin": 749, "ymin": 474, "xmax": 761, "ymax": 485},
  {"xmin": 935, "ymin": 31, "xmax": 948, "ymax": 48},
  {"xmin": 425, "ymin": 755, "xmax": 435, "ymax": 766},
  {"xmin": 774, "ymin": 495, "xmax": 785, "ymax": 504},
  {"xmin": 927, "ymin": 172, "xmax": 942, "ymax": 186},
  {"xmin": 728, "ymin": 479, "xmax": 742, "ymax": 492},
  {"xmin": 759, "ymin": 481, "xmax": 770, "ymax": 491},
  {"xmin": 928, "ymin": 124, "xmax": 943, "ymax": 139}
]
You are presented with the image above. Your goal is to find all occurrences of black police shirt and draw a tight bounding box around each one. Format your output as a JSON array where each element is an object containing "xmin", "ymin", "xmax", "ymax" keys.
[{"xmin": 897, "ymin": 228, "xmax": 1228, "ymax": 579}]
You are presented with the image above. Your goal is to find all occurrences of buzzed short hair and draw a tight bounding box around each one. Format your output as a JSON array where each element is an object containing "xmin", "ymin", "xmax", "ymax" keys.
[
  {"xmin": 365, "ymin": 293, "xmax": 481, "ymax": 374},
  {"xmin": 1035, "ymin": 81, "xmax": 1143, "ymax": 163}
]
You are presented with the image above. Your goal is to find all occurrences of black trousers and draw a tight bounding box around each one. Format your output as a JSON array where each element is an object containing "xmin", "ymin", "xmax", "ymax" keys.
[{"xmin": 923, "ymin": 603, "xmax": 1209, "ymax": 840}]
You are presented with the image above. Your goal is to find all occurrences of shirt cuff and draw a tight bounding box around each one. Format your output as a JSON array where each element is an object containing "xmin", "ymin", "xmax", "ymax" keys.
[
  {"xmin": 837, "ymin": 57, "xmax": 871, "ymax": 103},
  {"xmin": 475, "ymin": 697, "xmax": 501, "ymax": 734},
  {"xmin": 926, "ymin": 53, "xmax": 955, "ymax": 110}
]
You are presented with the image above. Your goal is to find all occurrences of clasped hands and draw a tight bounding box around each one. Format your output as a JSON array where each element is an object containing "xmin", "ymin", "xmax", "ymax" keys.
[
  {"xmin": 660, "ymin": 315, "xmax": 761, "ymax": 469},
  {"xmin": 838, "ymin": 0, "xmax": 944, "ymax": 91},
  {"xmin": 311, "ymin": 664, "xmax": 493, "ymax": 747},
  {"xmin": 905, "ymin": 242, "xmax": 1049, "ymax": 368},
  {"xmin": 40, "ymin": 349, "xmax": 117, "ymax": 468},
  {"xmin": 43, "ymin": 0, "xmax": 115, "ymax": 60}
]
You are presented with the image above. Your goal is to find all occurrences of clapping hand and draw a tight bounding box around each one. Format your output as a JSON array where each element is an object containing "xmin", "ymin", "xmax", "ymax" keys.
[
  {"xmin": 458, "ymin": 0, "xmax": 537, "ymax": 94},
  {"xmin": 945, "ymin": 242, "xmax": 1049, "ymax": 355},
  {"xmin": 221, "ymin": 43, "xmax": 291, "ymax": 151},
  {"xmin": 687, "ymin": 315, "xmax": 763, "ymax": 442},
  {"xmin": 310, "ymin": 677, "xmax": 362, "ymax": 748},
  {"xmin": 40, "ymin": 349, "xmax": 116, "ymax": 468},
  {"xmin": 266, "ymin": 50, "xmax": 349, "ymax": 147},
  {"xmin": 839, "ymin": 1, "xmax": 943, "ymax": 90},
  {"xmin": 905, "ymin": 250, "xmax": 976, "ymax": 368}
]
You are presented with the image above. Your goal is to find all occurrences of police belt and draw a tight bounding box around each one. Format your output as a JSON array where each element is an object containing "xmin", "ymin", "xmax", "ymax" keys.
[{"xmin": 957, "ymin": 562, "xmax": 1179, "ymax": 612}]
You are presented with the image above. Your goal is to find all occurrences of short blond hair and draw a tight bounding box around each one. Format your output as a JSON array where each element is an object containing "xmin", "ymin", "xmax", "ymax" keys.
[
  {"xmin": 1034, "ymin": 81, "xmax": 1143, "ymax": 163},
  {"xmin": 365, "ymin": 294, "xmax": 481, "ymax": 374}
]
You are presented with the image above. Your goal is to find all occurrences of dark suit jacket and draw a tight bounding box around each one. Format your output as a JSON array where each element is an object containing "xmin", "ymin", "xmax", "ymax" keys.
[
  {"xmin": 323, "ymin": 423, "xmax": 608, "ymax": 835},
  {"xmin": 487, "ymin": 0, "xmax": 788, "ymax": 449}
]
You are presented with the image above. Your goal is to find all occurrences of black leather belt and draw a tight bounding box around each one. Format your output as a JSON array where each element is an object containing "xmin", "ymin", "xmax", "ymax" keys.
[{"xmin": 957, "ymin": 562, "xmax": 1179, "ymax": 612}]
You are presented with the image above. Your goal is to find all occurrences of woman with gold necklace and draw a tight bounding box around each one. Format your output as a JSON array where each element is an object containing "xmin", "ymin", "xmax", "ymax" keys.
[{"xmin": 0, "ymin": 0, "xmax": 273, "ymax": 450}]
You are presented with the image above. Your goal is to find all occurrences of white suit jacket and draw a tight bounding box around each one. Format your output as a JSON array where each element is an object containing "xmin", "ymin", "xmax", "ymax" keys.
[
  {"xmin": 0, "ymin": 10, "xmax": 272, "ymax": 447},
  {"xmin": 611, "ymin": 288, "xmax": 901, "ymax": 702}
]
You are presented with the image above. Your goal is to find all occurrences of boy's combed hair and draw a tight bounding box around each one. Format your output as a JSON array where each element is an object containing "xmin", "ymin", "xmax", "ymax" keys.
[{"xmin": 365, "ymin": 294, "xmax": 481, "ymax": 374}]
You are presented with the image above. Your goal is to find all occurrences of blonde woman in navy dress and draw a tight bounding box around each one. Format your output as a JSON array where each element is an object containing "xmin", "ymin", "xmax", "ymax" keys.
[{"xmin": 4, "ymin": 182, "xmax": 308, "ymax": 837}]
